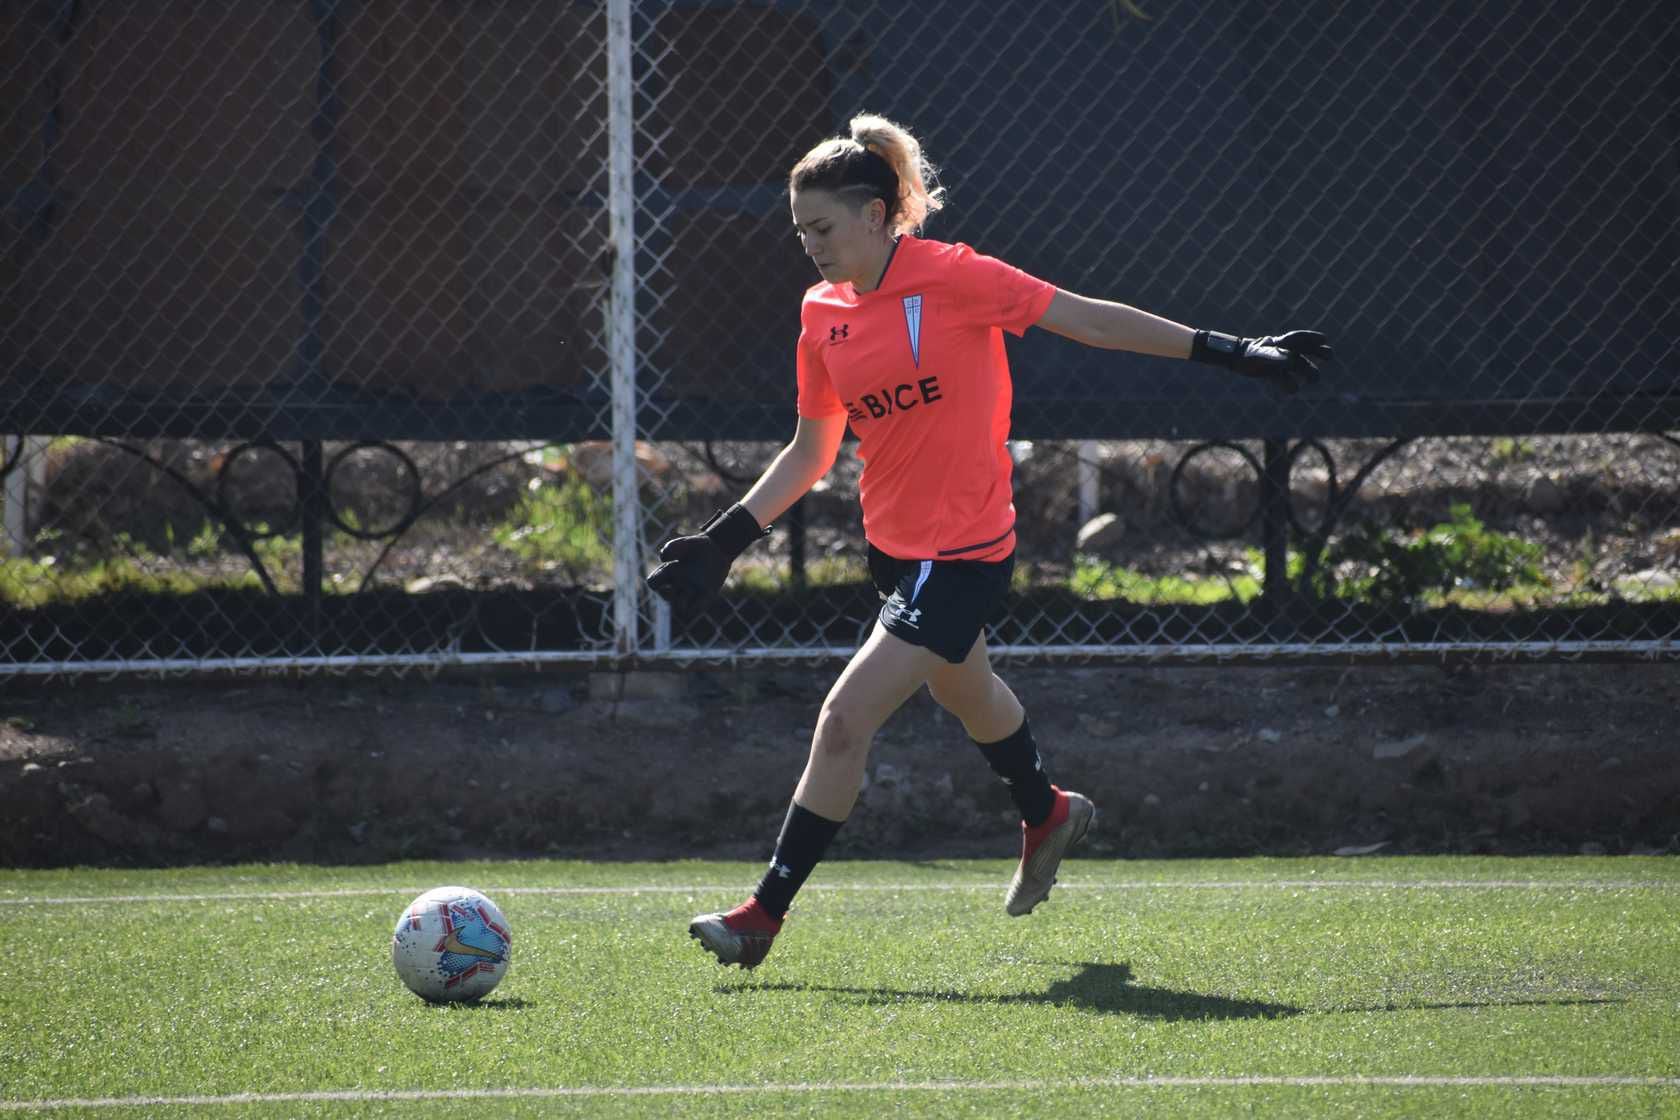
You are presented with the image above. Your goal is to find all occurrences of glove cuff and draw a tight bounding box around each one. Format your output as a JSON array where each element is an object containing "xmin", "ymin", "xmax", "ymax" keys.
[
  {"xmin": 702, "ymin": 503, "xmax": 769, "ymax": 559},
  {"xmin": 1190, "ymin": 329, "xmax": 1244, "ymax": 368}
]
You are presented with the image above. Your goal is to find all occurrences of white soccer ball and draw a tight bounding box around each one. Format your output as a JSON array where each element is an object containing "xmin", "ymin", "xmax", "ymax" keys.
[{"xmin": 391, "ymin": 886, "xmax": 512, "ymax": 1003}]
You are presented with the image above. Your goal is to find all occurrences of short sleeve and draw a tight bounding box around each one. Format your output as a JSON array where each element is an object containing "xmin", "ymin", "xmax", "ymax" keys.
[
  {"xmin": 946, "ymin": 244, "xmax": 1057, "ymax": 336},
  {"xmin": 795, "ymin": 322, "xmax": 846, "ymax": 419}
]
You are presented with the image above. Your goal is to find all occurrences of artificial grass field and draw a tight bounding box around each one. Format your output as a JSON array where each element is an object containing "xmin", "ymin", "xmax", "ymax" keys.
[{"xmin": 2, "ymin": 857, "xmax": 1677, "ymax": 1118}]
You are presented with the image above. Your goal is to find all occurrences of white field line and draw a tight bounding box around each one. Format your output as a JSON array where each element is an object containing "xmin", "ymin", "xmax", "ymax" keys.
[
  {"xmin": 3, "ymin": 1076, "xmax": 1678, "ymax": 1111},
  {"xmin": 0, "ymin": 879, "xmax": 1676, "ymax": 906}
]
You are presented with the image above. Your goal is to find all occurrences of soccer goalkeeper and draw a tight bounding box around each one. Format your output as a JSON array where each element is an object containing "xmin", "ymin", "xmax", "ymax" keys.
[{"xmin": 648, "ymin": 113, "xmax": 1330, "ymax": 969}]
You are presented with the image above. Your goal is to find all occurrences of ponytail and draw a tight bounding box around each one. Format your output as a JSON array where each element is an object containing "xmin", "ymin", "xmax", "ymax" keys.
[
  {"xmin": 789, "ymin": 113, "xmax": 945, "ymax": 236},
  {"xmin": 848, "ymin": 115, "xmax": 944, "ymax": 235}
]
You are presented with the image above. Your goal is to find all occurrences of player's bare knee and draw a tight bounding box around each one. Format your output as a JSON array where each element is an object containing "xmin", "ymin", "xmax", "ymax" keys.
[{"xmin": 811, "ymin": 705, "xmax": 861, "ymax": 759}]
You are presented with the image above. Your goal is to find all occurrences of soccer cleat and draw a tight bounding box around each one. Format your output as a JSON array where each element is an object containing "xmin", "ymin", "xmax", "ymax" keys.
[
  {"xmin": 1005, "ymin": 787, "xmax": 1095, "ymax": 916},
  {"xmin": 688, "ymin": 897, "xmax": 782, "ymax": 970}
]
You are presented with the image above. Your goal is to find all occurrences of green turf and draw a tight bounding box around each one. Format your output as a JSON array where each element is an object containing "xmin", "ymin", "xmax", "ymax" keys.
[{"xmin": 2, "ymin": 858, "xmax": 1677, "ymax": 1118}]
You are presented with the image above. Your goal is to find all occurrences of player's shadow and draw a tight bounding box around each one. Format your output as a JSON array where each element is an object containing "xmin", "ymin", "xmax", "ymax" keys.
[
  {"xmin": 736, "ymin": 961, "xmax": 1300, "ymax": 1022},
  {"xmin": 734, "ymin": 963, "xmax": 1628, "ymax": 1020}
]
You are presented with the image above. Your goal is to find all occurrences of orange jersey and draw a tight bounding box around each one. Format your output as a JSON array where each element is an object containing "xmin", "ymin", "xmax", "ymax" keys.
[{"xmin": 796, "ymin": 236, "xmax": 1055, "ymax": 562}]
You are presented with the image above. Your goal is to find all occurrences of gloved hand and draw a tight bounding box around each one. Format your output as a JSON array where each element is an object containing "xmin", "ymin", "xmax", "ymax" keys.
[
  {"xmin": 645, "ymin": 504, "xmax": 769, "ymax": 606},
  {"xmin": 1191, "ymin": 329, "xmax": 1331, "ymax": 394}
]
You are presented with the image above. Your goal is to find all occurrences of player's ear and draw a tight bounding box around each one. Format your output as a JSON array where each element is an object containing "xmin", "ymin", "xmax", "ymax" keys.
[{"xmin": 863, "ymin": 196, "xmax": 887, "ymax": 233}]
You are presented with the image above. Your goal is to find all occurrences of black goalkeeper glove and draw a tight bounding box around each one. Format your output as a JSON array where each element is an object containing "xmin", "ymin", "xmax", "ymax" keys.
[
  {"xmin": 645, "ymin": 504, "xmax": 769, "ymax": 607},
  {"xmin": 1191, "ymin": 329, "xmax": 1331, "ymax": 394}
]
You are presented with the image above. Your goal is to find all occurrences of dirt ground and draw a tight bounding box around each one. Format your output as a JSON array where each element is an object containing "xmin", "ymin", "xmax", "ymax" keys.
[{"xmin": 2, "ymin": 659, "xmax": 1676, "ymax": 869}]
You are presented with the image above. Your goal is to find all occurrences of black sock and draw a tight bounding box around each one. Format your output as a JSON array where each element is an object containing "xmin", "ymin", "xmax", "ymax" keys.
[
  {"xmin": 752, "ymin": 801, "xmax": 845, "ymax": 920},
  {"xmin": 973, "ymin": 717, "xmax": 1057, "ymax": 826}
]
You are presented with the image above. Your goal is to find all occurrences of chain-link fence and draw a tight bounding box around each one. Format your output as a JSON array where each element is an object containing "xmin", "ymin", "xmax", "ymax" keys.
[{"xmin": 2, "ymin": 1, "xmax": 1678, "ymax": 676}]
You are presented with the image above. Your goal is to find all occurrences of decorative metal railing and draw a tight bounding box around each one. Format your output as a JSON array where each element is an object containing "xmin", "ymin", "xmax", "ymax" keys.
[{"xmin": 2, "ymin": 2, "xmax": 1676, "ymax": 675}]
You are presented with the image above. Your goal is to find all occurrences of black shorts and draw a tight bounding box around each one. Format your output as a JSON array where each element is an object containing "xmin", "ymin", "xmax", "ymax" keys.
[{"xmin": 867, "ymin": 544, "xmax": 1016, "ymax": 664}]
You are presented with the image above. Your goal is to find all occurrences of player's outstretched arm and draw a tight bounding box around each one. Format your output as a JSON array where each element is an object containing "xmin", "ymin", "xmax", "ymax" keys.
[
  {"xmin": 1036, "ymin": 289, "xmax": 1196, "ymax": 358},
  {"xmin": 645, "ymin": 413, "xmax": 846, "ymax": 606},
  {"xmin": 1035, "ymin": 289, "xmax": 1331, "ymax": 394}
]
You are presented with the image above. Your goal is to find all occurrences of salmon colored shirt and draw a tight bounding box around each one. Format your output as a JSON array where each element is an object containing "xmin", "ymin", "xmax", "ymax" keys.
[{"xmin": 796, "ymin": 235, "xmax": 1055, "ymax": 562}]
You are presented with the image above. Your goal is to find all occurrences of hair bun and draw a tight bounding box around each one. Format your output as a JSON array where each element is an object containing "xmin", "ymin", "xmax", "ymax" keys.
[{"xmin": 791, "ymin": 114, "xmax": 945, "ymax": 236}]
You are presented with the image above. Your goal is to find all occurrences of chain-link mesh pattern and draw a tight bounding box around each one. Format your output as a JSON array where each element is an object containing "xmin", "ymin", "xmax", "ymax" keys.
[
  {"xmin": 2, "ymin": 2, "xmax": 1677, "ymax": 675},
  {"xmin": 2, "ymin": 2, "xmax": 620, "ymax": 670}
]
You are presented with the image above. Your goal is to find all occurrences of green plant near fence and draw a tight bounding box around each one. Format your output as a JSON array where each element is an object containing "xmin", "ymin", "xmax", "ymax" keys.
[
  {"xmin": 11, "ymin": 496, "xmax": 1674, "ymax": 617},
  {"xmin": 0, "ymin": 541, "xmax": 205, "ymax": 607},
  {"xmin": 1071, "ymin": 557, "xmax": 1264, "ymax": 605},
  {"xmin": 491, "ymin": 476, "xmax": 614, "ymax": 578},
  {"xmin": 1324, "ymin": 503, "xmax": 1547, "ymax": 605},
  {"xmin": 1067, "ymin": 506, "xmax": 1550, "ymax": 610}
]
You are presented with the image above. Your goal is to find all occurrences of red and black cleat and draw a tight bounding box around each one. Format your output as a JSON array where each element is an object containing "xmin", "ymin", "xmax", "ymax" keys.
[
  {"xmin": 689, "ymin": 897, "xmax": 782, "ymax": 970},
  {"xmin": 1006, "ymin": 787, "xmax": 1096, "ymax": 916}
]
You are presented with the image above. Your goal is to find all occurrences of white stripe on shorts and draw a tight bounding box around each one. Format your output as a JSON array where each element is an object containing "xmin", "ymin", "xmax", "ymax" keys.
[{"xmin": 910, "ymin": 560, "xmax": 933, "ymax": 603}]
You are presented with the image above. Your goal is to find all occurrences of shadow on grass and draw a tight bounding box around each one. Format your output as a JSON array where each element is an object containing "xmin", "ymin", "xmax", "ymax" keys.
[
  {"xmin": 732, "ymin": 961, "xmax": 1299, "ymax": 1021},
  {"xmin": 1357, "ymin": 996, "xmax": 1625, "ymax": 1013},
  {"xmin": 730, "ymin": 963, "xmax": 1630, "ymax": 1022},
  {"xmin": 421, "ymin": 996, "xmax": 535, "ymax": 1011}
]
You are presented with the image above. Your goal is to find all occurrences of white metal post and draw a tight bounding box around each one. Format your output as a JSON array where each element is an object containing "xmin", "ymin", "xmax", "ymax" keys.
[
  {"xmin": 3, "ymin": 437, "xmax": 44, "ymax": 556},
  {"xmin": 1077, "ymin": 440, "xmax": 1101, "ymax": 527},
  {"xmin": 2, "ymin": 437, "xmax": 20, "ymax": 554},
  {"xmin": 606, "ymin": 0, "xmax": 641, "ymax": 657}
]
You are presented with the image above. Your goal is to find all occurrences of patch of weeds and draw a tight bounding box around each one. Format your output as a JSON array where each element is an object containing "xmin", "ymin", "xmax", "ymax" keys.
[
  {"xmin": 0, "ymin": 541, "xmax": 201, "ymax": 608},
  {"xmin": 187, "ymin": 521, "xmax": 223, "ymax": 558},
  {"xmin": 1489, "ymin": 436, "xmax": 1536, "ymax": 465},
  {"xmin": 1072, "ymin": 556, "xmax": 1262, "ymax": 604},
  {"xmin": 1324, "ymin": 503, "xmax": 1547, "ymax": 605},
  {"xmin": 732, "ymin": 554, "xmax": 869, "ymax": 593},
  {"xmin": 492, "ymin": 476, "xmax": 613, "ymax": 579}
]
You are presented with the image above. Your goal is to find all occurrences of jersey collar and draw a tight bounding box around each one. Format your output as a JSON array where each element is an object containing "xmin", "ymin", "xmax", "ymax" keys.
[{"xmin": 848, "ymin": 235, "xmax": 906, "ymax": 299}]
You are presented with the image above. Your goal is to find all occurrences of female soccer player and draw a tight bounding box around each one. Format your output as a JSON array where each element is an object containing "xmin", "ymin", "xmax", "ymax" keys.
[{"xmin": 648, "ymin": 114, "xmax": 1329, "ymax": 969}]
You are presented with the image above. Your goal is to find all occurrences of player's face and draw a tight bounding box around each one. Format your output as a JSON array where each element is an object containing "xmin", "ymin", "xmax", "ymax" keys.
[{"xmin": 790, "ymin": 189, "xmax": 887, "ymax": 289}]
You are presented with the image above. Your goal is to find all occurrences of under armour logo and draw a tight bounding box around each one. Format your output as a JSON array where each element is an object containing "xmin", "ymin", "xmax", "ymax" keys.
[
  {"xmin": 829, "ymin": 324, "xmax": 849, "ymax": 342},
  {"xmin": 883, "ymin": 598, "xmax": 922, "ymax": 629},
  {"xmin": 770, "ymin": 861, "xmax": 793, "ymax": 879}
]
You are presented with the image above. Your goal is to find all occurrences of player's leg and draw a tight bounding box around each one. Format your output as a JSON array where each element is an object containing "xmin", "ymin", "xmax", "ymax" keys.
[
  {"xmin": 791, "ymin": 620, "xmax": 941, "ymax": 819},
  {"xmin": 689, "ymin": 622, "xmax": 942, "ymax": 968},
  {"xmin": 926, "ymin": 634, "xmax": 1095, "ymax": 916},
  {"xmin": 927, "ymin": 632, "xmax": 1053, "ymax": 823}
]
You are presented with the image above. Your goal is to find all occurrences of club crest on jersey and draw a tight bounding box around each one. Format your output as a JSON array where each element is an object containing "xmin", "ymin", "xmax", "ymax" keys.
[{"xmin": 902, "ymin": 295, "xmax": 923, "ymax": 367}]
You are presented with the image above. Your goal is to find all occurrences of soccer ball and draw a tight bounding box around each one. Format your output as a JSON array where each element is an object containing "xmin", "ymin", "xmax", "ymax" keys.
[{"xmin": 391, "ymin": 886, "xmax": 512, "ymax": 1003}]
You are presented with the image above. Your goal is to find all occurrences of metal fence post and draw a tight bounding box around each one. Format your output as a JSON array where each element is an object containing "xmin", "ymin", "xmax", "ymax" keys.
[
  {"xmin": 1261, "ymin": 438, "xmax": 1290, "ymax": 605},
  {"xmin": 1077, "ymin": 440, "xmax": 1101, "ymax": 529},
  {"xmin": 2, "ymin": 437, "xmax": 46, "ymax": 555},
  {"xmin": 299, "ymin": 439, "xmax": 325, "ymax": 641},
  {"xmin": 606, "ymin": 0, "xmax": 641, "ymax": 658}
]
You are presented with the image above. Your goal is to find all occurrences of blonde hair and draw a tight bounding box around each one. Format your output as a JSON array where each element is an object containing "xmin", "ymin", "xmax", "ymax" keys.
[{"xmin": 789, "ymin": 113, "xmax": 945, "ymax": 236}]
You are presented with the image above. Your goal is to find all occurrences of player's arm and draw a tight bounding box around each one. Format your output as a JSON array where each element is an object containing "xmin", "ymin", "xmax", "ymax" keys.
[
  {"xmin": 1035, "ymin": 290, "xmax": 1195, "ymax": 358},
  {"xmin": 645, "ymin": 413, "xmax": 847, "ymax": 606},
  {"xmin": 739, "ymin": 412, "xmax": 847, "ymax": 527},
  {"xmin": 1035, "ymin": 289, "xmax": 1331, "ymax": 393}
]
